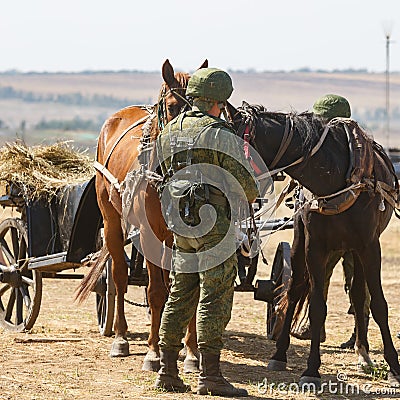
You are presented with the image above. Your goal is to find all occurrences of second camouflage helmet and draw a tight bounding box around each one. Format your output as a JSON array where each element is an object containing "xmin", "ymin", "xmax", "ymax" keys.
[
  {"xmin": 312, "ymin": 94, "xmax": 351, "ymax": 120},
  {"xmin": 186, "ymin": 68, "xmax": 233, "ymax": 102}
]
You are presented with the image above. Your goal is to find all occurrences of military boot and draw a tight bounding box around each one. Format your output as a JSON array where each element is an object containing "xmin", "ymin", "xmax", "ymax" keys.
[
  {"xmin": 197, "ymin": 352, "xmax": 248, "ymax": 397},
  {"xmin": 154, "ymin": 350, "xmax": 190, "ymax": 392}
]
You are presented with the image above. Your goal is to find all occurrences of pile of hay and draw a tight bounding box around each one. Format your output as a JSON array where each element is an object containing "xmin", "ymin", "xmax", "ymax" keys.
[{"xmin": 0, "ymin": 141, "xmax": 95, "ymax": 201}]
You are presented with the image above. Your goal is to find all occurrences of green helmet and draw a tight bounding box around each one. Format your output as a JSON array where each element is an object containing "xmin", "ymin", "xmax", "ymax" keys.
[
  {"xmin": 186, "ymin": 68, "xmax": 233, "ymax": 102},
  {"xmin": 312, "ymin": 94, "xmax": 351, "ymax": 120}
]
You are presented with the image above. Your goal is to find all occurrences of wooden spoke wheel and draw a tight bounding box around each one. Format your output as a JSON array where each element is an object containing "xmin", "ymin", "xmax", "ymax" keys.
[
  {"xmin": 0, "ymin": 218, "xmax": 42, "ymax": 332},
  {"xmin": 96, "ymin": 258, "xmax": 115, "ymax": 337},
  {"xmin": 266, "ymin": 241, "xmax": 292, "ymax": 340}
]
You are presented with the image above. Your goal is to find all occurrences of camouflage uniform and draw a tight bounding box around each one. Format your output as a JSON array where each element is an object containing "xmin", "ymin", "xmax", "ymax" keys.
[{"xmin": 157, "ymin": 110, "xmax": 259, "ymax": 354}]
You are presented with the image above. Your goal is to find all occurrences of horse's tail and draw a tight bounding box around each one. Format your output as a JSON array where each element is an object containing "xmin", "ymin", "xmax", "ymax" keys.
[
  {"xmin": 74, "ymin": 245, "xmax": 110, "ymax": 304},
  {"xmin": 292, "ymin": 277, "xmax": 311, "ymax": 330},
  {"xmin": 275, "ymin": 270, "xmax": 312, "ymax": 331}
]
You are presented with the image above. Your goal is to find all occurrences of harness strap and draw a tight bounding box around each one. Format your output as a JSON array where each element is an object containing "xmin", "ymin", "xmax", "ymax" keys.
[
  {"xmin": 256, "ymin": 122, "xmax": 332, "ymax": 181},
  {"xmin": 103, "ymin": 113, "xmax": 151, "ymax": 167},
  {"xmin": 364, "ymin": 178, "xmax": 399, "ymax": 208},
  {"xmin": 269, "ymin": 115, "xmax": 294, "ymax": 169},
  {"xmin": 93, "ymin": 160, "xmax": 121, "ymax": 192}
]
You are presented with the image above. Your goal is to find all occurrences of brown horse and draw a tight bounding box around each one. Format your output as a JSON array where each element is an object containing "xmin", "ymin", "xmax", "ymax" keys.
[
  {"xmin": 228, "ymin": 102, "xmax": 400, "ymax": 388},
  {"xmin": 77, "ymin": 59, "xmax": 207, "ymax": 372}
]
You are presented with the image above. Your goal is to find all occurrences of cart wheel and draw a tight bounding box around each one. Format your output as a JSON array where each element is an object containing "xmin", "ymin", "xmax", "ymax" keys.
[
  {"xmin": 266, "ymin": 241, "xmax": 291, "ymax": 340},
  {"xmin": 96, "ymin": 258, "xmax": 115, "ymax": 336},
  {"xmin": 0, "ymin": 218, "xmax": 42, "ymax": 332}
]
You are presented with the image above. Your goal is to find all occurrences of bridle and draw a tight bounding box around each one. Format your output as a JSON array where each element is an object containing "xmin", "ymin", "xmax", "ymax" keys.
[
  {"xmin": 235, "ymin": 104, "xmax": 331, "ymax": 181},
  {"xmin": 157, "ymin": 86, "xmax": 192, "ymax": 131}
]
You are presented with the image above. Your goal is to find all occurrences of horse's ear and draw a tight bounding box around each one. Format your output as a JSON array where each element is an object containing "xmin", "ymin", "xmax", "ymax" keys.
[
  {"xmin": 162, "ymin": 59, "xmax": 177, "ymax": 87},
  {"xmin": 197, "ymin": 59, "xmax": 208, "ymax": 69},
  {"xmin": 226, "ymin": 101, "xmax": 238, "ymax": 122}
]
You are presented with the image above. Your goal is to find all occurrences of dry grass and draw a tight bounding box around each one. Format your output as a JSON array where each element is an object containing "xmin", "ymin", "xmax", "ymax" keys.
[{"xmin": 0, "ymin": 140, "xmax": 94, "ymax": 200}]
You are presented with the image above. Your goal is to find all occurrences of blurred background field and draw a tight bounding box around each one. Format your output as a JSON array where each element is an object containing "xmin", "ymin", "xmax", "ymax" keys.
[{"xmin": 1, "ymin": 70, "xmax": 400, "ymax": 155}]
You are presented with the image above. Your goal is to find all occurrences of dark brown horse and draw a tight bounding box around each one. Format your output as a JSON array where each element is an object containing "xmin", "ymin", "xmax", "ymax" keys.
[
  {"xmin": 77, "ymin": 60, "xmax": 207, "ymax": 372},
  {"xmin": 228, "ymin": 102, "xmax": 400, "ymax": 388}
]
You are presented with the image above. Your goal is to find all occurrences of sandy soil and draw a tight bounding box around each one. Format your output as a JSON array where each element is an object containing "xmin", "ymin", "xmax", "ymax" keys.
[{"xmin": 1, "ymin": 212, "xmax": 400, "ymax": 400}]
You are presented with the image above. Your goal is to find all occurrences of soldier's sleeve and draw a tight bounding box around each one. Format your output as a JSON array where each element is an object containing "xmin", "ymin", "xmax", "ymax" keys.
[{"xmin": 216, "ymin": 128, "xmax": 259, "ymax": 203}]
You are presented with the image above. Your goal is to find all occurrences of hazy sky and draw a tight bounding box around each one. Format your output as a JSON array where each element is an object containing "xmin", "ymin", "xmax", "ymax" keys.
[{"xmin": 0, "ymin": 0, "xmax": 399, "ymax": 73}]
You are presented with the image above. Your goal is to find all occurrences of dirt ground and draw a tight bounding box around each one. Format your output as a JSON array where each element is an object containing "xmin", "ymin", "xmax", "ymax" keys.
[{"xmin": 1, "ymin": 211, "xmax": 400, "ymax": 400}]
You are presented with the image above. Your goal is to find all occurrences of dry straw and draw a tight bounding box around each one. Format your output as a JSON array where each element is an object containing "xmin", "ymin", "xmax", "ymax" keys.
[{"xmin": 0, "ymin": 140, "xmax": 95, "ymax": 201}]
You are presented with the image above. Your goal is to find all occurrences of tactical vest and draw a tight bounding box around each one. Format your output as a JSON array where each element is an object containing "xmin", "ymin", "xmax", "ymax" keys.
[{"xmin": 157, "ymin": 111, "xmax": 231, "ymax": 228}]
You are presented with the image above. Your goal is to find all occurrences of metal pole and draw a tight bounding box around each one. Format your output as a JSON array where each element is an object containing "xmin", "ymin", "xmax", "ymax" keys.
[{"xmin": 386, "ymin": 34, "xmax": 390, "ymax": 149}]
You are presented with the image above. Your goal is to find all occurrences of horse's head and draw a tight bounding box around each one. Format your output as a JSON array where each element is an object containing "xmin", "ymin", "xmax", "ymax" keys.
[{"xmin": 157, "ymin": 59, "xmax": 208, "ymax": 131}]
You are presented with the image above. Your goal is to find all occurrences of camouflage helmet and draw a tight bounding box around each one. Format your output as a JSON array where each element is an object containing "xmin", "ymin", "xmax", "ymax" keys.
[
  {"xmin": 312, "ymin": 94, "xmax": 351, "ymax": 120},
  {"xmin": 186, "ymin": 68, "xmax": 233, "ymax": 102}
]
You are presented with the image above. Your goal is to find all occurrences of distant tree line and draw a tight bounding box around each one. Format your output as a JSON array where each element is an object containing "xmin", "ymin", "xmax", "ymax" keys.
[
  {"xmin": 34, "ymin": 116, "xmax": 102, "ymax": 131},
  {"xmin": 353, "ymin": 107, "xmax": 400, "ymax": 125},
  {"xmin": 0, "ymin": 85, "xmax": 150, "ymax": 108},
  {"xmin": 24, "ymin": 107, "xmax": 399, "ymax": 134}
]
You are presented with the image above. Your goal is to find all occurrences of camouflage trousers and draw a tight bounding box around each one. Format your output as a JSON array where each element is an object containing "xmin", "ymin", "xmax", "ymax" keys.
[
  {"xmin": 159, "ymin": 232, "xmax": 237, "ymax": 354},
  {"xmin": 325, "ymin": 250, "xmax": 370, "ymax": 316}
]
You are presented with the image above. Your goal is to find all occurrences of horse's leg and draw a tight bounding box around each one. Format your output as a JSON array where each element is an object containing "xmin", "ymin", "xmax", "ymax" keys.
[
  {"xmin": 140, "ymin": 225, "xmax": 168, "ymax": 371},
  {"xmin": 359, "ymin": 239, "xmax": 400, "ymax": 383},
  {"xmin": 350, "ymin": 251, "xmax": 372, "ymax": 369},
  {"xmin": 268, "ymin": 215, "xmax": 307, "ymax": 371},
  {"xmin": 98, "ymin": 188, "xmax": 130, "ymax": 357},
  {"xmin": 299, "ymin": 234, "xmax": 328, "ymax": 388}
]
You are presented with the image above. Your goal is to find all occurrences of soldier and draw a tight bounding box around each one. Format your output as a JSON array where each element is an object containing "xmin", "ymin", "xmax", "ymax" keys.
[
  {"xmin": 154, "ymin": 68, "xmax": 259, "ymax": 397},
  {"xmin": 292, "ymin": 94, "xmax": 370, "ymax": 348}
]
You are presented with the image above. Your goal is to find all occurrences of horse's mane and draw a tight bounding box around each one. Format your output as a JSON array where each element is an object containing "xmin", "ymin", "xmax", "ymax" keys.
[{"xmin": 237, "ymin": 102, "xmax": 320, "ymax": 158}]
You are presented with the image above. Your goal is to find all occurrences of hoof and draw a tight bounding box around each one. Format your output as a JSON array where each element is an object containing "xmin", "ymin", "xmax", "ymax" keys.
[
  {"xmin": 110, "ymin": 337, "xmax": 129, "ymax": 357},
  {"xmin": 388, "ymin": 372, "xmax": 400, "ymax": 387},
  {"xmin": 299, "ymin": 376, "xmax": 321, "ymax": 391},
  {"xmin": 267, "ymin": 359, "xmax": 287, "ymax": 371},
  {"xmin": 183, "ymin": 355, "xmax": 199, "ymax": 373},
  {"xmin": 142, "ymin": 350, "xmax": 160, "ymax": 372},
  {"xmin": 357, "ymin": 357, "xmax": 374, "ymax": 374}
]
